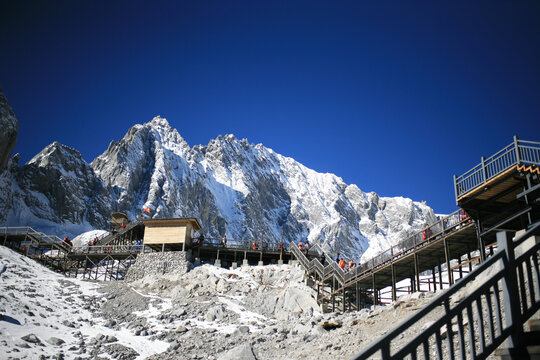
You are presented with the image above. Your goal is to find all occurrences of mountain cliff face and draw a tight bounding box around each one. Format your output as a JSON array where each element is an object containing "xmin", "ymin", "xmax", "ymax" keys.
[
  {"xmin": 0, "ymin": 84, "xmax": 18, "ymax": 172},
  {"xmin": 2, "ymin": 116, "xmax": 437, "ymax": 261}
]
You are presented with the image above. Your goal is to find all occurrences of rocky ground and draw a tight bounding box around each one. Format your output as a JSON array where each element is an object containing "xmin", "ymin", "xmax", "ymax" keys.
[{"xmin": 0, "ymin": 245, "xmax": 512, "ymax": 360}]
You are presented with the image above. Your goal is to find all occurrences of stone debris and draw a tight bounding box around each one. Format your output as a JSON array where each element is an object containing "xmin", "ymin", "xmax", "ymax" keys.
[{"xmin": 3, "ymin": 244, "xmax": 503, "ymax": 360}]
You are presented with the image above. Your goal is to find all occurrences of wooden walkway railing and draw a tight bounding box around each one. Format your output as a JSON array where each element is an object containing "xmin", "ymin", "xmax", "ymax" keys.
[
  {"xmin": 454, "ymin": 136, "xmax": 540, "ymax": 200},
  {"xmin": 352, "ymin": 222, "xmax": 540, "ymax": 360}
]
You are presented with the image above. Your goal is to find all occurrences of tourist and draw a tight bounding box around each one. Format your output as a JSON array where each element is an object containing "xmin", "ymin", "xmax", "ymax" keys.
[
  {"xmin": 422, "ymin": 224, "xmax": 432, "ymax": 241},
  {"xmin": 221, "ymin": 236, "xmax": 227, "ymax": 246},
  {"xmin": 339, "ymin": 258, "xmax": 346, "ymax": 270},
  {"xmin": 63, "ymin": 237, "xmax": 73, "ymax": 248},
  {"xmin": 303, "ymin": 241, "xmax": 309, "ymax": 256},
  {"xmin": 298, "ymin": 241, "xmax": 304, "ymax": 252}
]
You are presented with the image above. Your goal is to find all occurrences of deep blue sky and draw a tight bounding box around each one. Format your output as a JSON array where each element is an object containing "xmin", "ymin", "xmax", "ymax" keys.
[{"xmin": 1, "ymin": 1, "xmax": 539, "ymax": 214}]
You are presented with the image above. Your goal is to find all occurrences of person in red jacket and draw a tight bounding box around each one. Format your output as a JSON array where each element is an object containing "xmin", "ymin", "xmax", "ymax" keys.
[
  {"xmin": 339, "ymin": 258, "xmax": 346, "ymax": 270},
  {"xmin": 422, "ymin": 224, "xmax": 433, "ymax": 241}
]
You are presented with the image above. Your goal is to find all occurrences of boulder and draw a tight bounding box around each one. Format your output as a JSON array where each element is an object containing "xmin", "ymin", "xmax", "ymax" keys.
[{"xmin": 218, "ymin": 343, "xmax": 257, "ymax": 360}]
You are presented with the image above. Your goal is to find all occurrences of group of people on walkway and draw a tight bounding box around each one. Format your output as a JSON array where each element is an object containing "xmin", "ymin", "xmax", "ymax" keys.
[
  {"xmin": 62, "ymin": 237, "xmax": 73, "ymax": 249},
  {"xmin": 297, "ymin": 240, "xmax": 310, "ymax": 256},
  {"xmin": 87, "ymin": 237, "xmax": 98, "ymax": 247},
  {"xmin": 335, "ymin": 253, "xmax": 357, "ymax": 272}
]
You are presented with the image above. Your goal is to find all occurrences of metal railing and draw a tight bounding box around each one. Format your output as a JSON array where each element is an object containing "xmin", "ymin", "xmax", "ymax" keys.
[
  {"xmin": 289, "ymin": 241, "xmax": 346, "ymax": 284},
  {"xmin": 343, "ymin": 209, "xmax": 473, "ymax": 285},
  {"xmin": 198, "ymin": 237, "xmax": 287, "ymax": 253},
  {"xmin": 352, "ymin": 222, "xmax": 540, "ymax": 360},
  {"xmin": 95, "ymin": 221, "xmax": 141, "ymax": 245},
  {"xmin": 1, "ymin": 226, "xmax": 71, "ymax": 253},
  {"xmin": 70, "ymin": 244, "xmax": 150, "ymax": 255},
  {"xmin": 290, "ymin": 210, "xmax": 474, "ymax": 293},
  {"xmin": 454, "ymin": 137, "xmax": 540, "ymax": 200}
]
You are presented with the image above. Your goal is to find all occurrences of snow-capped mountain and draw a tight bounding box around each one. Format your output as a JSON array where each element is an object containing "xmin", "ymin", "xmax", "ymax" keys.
[{"xmin": 0, "ymin": 110, "xmax": 437, "ymax": 262}]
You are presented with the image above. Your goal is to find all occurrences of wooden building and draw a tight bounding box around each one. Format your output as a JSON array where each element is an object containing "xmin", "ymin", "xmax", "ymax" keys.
[{"xmin": 141, "ymin": 218, "xmax": 202, "ymax": 251}]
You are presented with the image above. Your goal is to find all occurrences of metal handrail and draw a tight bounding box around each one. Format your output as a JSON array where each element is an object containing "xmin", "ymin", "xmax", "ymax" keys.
[
  {"xmin": 70, "ymin": 244, "xmax": 149, "ymax": 255},
  {"xmin": 290, "ymin": 210, "xmax": 473, "ymax": 294},
  {"xmin": 351, "ymin": 222, "xmax": 540, "ymax": 360},
  {"xmin": 454, "ymin": 137, "xmax": 540, "ymax": 200},
  {"xmin": 353, "ymin": 209, "xmax": 470, "ymax": 275},
  {"xmin": 199, "ymin": 237, "xmax": 287, "ymax": 252},
  {"xmin": 290, "ymin": 241, "xmax": 346, "ymax": 284},
  {"xmin": 0, "ymin": 226, "xmax": 70, "ymax": 252}
]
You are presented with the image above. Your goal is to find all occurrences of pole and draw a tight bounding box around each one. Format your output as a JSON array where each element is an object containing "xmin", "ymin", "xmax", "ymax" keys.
[
  {"xmin": 414, "ymin": 253, "xmax": 420, "ymax": 292},
  {"xmin": 280, "ymin": 228, "xmax": 284, "ymax": 260},
  {"xmin": 514, "ymin": 135, "xmax": 520, "ymax": 163},
  {"xmin": 497, "ymin": 231, "xmax": 524, "ymax": 349},
  {"xmin": 391, "ymin": 263, "xmax": 396, "ymax": 301},
  {"xmin": 260, "ymin": 230, "xmax": 263, "ymax": 262},
  {"xmin": 444, "ymin": 238, "xmax": 453, "ymax": 286}
]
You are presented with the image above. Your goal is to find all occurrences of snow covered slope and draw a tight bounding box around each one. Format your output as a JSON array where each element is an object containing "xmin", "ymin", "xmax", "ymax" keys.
[{"xmin": 2, "ymin": 116, "xmax": 437, "ymax": 261}]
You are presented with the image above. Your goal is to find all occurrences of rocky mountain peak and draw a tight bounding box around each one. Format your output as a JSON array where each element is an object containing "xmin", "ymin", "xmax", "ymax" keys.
[
  {"xmin": 2, "ymin": 114, "xmax": 439, "ymax": 261},
  {"xmin": 28, "ymin": 141, "xmax": 85, "ymax": 172}
]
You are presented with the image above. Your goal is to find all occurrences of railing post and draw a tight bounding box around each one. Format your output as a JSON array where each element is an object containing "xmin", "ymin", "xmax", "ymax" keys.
[
  {"xmin": 453, "ymin": 174, "xmax": 459, "ymax": 201},
  {"xmin": 497, "ymin": 230, "xmax": 524, "ymax": 350},
  {"xmin": 481, "ymin": 156, "xmax": 487, "ymax": 183},
  {"xmin": 514, "ymin": 135, "xmax": 520, "ymax": 163}
]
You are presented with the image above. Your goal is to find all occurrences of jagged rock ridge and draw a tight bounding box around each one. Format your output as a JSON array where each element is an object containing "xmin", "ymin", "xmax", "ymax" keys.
[
  {"xmin": 2, "ymin": 116, "xmax": 437, "ymax": 261},
  {"xmin": 0, "ymin": 84, "xmax": 18, "ymax": 171}
]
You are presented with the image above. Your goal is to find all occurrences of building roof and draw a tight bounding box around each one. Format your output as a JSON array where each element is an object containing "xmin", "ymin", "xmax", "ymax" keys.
[{"xmin": 141, "ymin": 217, "xmax": 202, "ymax": 230}]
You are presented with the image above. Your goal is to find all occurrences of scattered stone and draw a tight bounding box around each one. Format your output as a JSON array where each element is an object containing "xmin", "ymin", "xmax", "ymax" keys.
[
  {"xmin": 218, "ymin": 343, "xmax": 257, "ymax": 360},
  {"xmin": 21, "ymin": 333, "xmax": 43, "ymax": 345},
  {"xmin": 46, "ymin": 337, "xmax": 65, "ymax": 346},
  {"xmin": 175, "ymin": 326, "xmax": 188, "ymax": 333}
]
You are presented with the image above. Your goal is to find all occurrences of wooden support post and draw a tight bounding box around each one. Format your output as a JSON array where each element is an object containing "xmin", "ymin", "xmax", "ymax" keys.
[
  {"xmin": 83, "ymin": 257, "xmax": 88, "ymax": 280},
  {"xmin": 260, "ymin": 230, "xmax": 264, "ymax": 262},
  {"xmin": 356, "ymin": 281, "xmax": 360, "ymax": 310},
  {"xmin": 476, "ymin": 219, "xmax": 486, "ymax": 262},
  {"xmin": 467, "ymin": 249, "xmax": 473, "ymax": 272},
  {"xmin": 432, "ymin": 267, "xmax": 437, "ymax": 291},
  {"xmin": 391, "ymin": 263, "xmax": 396, "ymax": 301},
  {"xmin": 280, "ymin": 228, "xmax": 284, "ymax": 261},
  {"xmin": 414, "ymin": 253, "xmax": 420, "ymax": 292},
  {"xmin": 443, "ymin": 238, "xmax": 453, "ymax": 286},
  {"xmin": 332, "ymin": 277, "xmax": 336, "ymax": 312},
  {"xmin": 438, "ymin": 259, "xmax": 443, "ymax": 289},
  {"xmin": 372, "ymin": 273, "xmax": 377, "ymax": 306},
  {"xmin": 342, "ymin": 287, "xmax": 346, "ymax": 313},
  {"xmin": 498, "ymin": 230, "xmax": 524, "ymax": 350}
]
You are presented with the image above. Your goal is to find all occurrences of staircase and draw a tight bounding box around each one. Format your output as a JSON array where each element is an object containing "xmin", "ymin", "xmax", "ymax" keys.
[
  {"xmin": 351, "ymin": 222, "xmax": 540, "ymax": 360},
  {"xmin": 1, "ymin": 226, "xmax": 72, "ymax": 272}
]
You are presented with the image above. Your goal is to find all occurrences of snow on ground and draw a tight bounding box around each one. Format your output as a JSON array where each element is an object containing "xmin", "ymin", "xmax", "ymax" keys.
[
  {"xmin": 0, "ymin": 245, "xmax": 168, "ymax": 359},
  {"xmin": 1, "ymin": 242, "xmax": 496, "ymax": 360}
]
